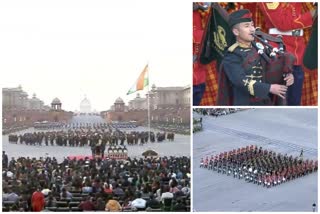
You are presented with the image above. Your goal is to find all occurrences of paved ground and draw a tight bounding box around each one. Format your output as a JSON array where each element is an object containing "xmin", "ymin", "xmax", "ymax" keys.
[
  {"xmin": 193, "ymin": 108, "xmax": 318, "ymax": 212},
  {"xmin": 70, "ymin": 114, "xmax": 105, "ymax": 124},
  {"xmin": 3, "ymin": 116, "xmax": 190, "ymax": 162}
]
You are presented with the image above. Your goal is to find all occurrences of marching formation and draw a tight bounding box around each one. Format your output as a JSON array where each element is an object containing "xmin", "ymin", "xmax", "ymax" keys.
[
  {"xmin": 34, "ymin": 122, "xmax": 137, "ymax": 130},
  {"xmin": 8, "ymin": 126, "xmax": 175, "ymax": 159},
  {"xmin": 200, "ymin": 145, "xmax": 317, "ymax": 188},
  {"xmin": 8, "ymin": 128, "xmax": 174, "ymax": 147},
  {"xmin": 193, "ymin": 108, "xmax": 243, "ymax": 117}
]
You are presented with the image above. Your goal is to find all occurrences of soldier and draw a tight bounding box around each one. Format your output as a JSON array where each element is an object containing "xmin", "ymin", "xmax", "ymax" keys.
[
  {"xmin": 218, "ymin": 9, "xmax": 294, "ymax": 105},
  {"xmin": 299, "ymin": 149, "xmax": 304, "ymax": 159},
  {"xmin": 44, "ymin": 134, "xmax": 49, "ymax": 146},
  {"xmin": 49, "ymin": 134, "xmax": 54, "ymax": 146},
  {"xmin": 3, "ymin": 151, "xmax": 8, "ymax": 169},
  {"xmin": 258, "ymin": 3, "xmax": 316, "ymax": 105}
]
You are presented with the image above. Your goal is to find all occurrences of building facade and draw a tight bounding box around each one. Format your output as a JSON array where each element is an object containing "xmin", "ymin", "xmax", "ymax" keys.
[
  {"xmin": 104, "ymin": 85, "xmax": 190, "ymax": 125},
  {"xmin": 128, "ymin": 93, "xmax": 147, "ymax": 110},
  {"xmin": 2, "ymin": 86, "xmax": 73, "ymax": 130}
]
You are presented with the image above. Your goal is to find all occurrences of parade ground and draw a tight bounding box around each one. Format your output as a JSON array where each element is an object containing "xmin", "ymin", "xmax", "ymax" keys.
[
  {"xmin": 193, "ymin": 108, "xmax": 318, "ymax": 212},
  {"xmin": 3, "ymin": 115, "xmax": 190, "ymax": 162}
]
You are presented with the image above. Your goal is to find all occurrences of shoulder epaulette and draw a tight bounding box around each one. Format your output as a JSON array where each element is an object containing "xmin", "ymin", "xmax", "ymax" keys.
[
  {"xmin": 228, "ymin": 43, "xmax": 239, "ymax": 52},
  {"xmin": 266, "ymin": 2, "xmax": 279, "ymax": 10}
]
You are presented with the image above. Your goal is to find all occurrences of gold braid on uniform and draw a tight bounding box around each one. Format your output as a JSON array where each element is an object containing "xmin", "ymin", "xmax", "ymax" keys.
[
  {"xmin": 248, "ymin": 80, "xmax": 257, "ymax": 96},
  {"xmin": 243, "ymin": 79, "xmax": 256, "ymax": 96}
]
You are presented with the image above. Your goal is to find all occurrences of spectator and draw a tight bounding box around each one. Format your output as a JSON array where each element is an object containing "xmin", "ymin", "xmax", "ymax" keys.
[
  {"xmin": 94, "ymin": 197, "xmax": 106, "ymax": 211},
  {"xmin": 60, "ymin": 188, "xmax": 72, "ymax": 200},
  {"xmin": 31, "ymin": 187, "xmax": 45, "ymax": 212},
  {"xmin": 45, "ymin": 193, "xmax": 57, "ymax": 207},
  {"xmin": 2, "ymin": 155, "xmax": 190, "ymax": 212},
  {"xmin": 3, "ymin": 188, "xmax": 19, "ymax": 203},
  {"xmin": 105, "ymin": 199, "xmax": 122, "ymax": 212},
  {"xmin": 160, "ymin": 185, "xmax": 174, "ymax": 204},
  {"xmin": 78, "ymin": 196, "xmax": 95, "ymax": 211},
  {"xmin": 131, "ymin": 192, "xmax": 147, "ymax": 210}
]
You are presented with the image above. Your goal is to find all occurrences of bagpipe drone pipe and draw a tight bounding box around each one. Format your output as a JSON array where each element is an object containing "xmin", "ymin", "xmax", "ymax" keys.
[{"xmin": 251, "ymin": 27, "xmax": 296, "ymax": 86}]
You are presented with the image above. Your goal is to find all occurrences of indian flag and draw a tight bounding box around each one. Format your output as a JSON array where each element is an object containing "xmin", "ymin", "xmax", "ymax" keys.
[{"xmin": 127, "ymin": 64, "xmax": 149, "ymax": 95}]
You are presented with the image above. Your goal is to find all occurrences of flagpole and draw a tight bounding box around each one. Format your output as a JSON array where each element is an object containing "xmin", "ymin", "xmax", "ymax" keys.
[{"xmin": 147, "ymin": 62, "xmax": 151, "ymax": 143}]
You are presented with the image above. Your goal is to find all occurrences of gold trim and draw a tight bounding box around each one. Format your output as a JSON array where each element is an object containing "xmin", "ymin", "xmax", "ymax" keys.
[
  {"xmin": 293, "ymin": 15, "xmax": 305, "ymax": 28},
  {"xmin": 228, "ymin": 42, "xmax": 251, "ymax": 52},
  {"xmin": 252, "ymin": 66, "xmax": 263, "ymax": 69},
  {"xmin": 248, "ymin": 80, "xmax": 257, "ymax": 96},
  {"xmin": 228, "ymin": 43, "xmax": 239, "ymax": 52},
  {"xmin": 246, "ymin": 75, "xmax": 262, "ymax": 79},
  {"xmin": 237, "ymin": 41, "xmax": 251, "ymax": 48}
]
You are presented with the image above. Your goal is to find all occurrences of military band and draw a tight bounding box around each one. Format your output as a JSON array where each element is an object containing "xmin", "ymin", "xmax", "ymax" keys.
[
  {"xmin": 200, "ymin": 145, "xmax": 317, "ymax": 188},
  {"xmin": 194, "ymin": 3, "xmax": 317, "ymax": 106}
]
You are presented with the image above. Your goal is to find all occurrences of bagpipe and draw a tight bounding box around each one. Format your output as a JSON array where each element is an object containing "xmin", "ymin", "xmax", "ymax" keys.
[{"xmin": 251, "ymin": 27, "xmax": 296, "ymax": 86}]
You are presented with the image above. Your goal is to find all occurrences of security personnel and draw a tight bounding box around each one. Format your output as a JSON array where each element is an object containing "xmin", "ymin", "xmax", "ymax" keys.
[
  {"xmin": 219, "ymin": 9, "xmax": 294, "ymax": 105},
  {"xmin": 258, "ymin": 3, "xmax": 315, "ymax": 105}
]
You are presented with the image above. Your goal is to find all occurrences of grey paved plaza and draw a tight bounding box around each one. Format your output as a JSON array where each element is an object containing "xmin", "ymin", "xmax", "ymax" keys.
[
  {"xmin": 3, "ymin": 116, "xmax": 190, "ymax": 162},
  {"xmin": 193, "ymin": 108, "xmax": 318, "ymax": 212}
]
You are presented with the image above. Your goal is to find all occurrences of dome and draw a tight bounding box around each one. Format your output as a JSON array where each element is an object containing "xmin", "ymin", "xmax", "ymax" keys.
[
  {"xmin": 31, "ymin": 93, "xmax": 40, "ymax": 101},
  {"xmin": 134, "ymin": 93, "xmax": 145, "ymax": 101},
  {"xmin": 80, "ymin": 97, "xmax": 91, "ymax": 106},
  {"xmin": 51, "ymin": 97, "xmax": 61, "ymax": 105},
  {"xmin": 115, "ymin": 97, "xmax": 124, "ymax": 104},
  {"xmin": 151, "ymin": 84, "xmax": 157, "ymax": 92},
  {"xmin": 80, "ymin": 96, "xmax": 92, "ymax": 113}
]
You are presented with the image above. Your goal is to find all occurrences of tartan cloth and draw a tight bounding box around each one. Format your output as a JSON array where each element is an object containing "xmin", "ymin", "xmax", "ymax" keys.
[
  {"xmin": 301, "ymin": 71, "xmax": 318, "ymax": 106},
  {"xmin": 200, "ymin": 61, "xmax": 219, "ymax": 105},
  {"xmin": 193, "ymin": 3, "xmax": 211, "ymax": 105},
  {"xmin": 199, "ymin": 2, "xmax": 317, "ymax": 106}
]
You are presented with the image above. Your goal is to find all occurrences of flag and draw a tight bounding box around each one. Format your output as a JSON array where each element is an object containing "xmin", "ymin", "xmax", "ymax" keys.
[
  {"xmin": 303, "ymin": 16, "xmax": 317, "ymax": 70},
  {"xmin": 127, "ymin": 64, "xmax": 149, "ymax": 95},
  {"xmin": 200, "ymin": 3, "xmax": 236, "ymax": 65},
  {"xmin": 198, "ymin": 3, "xmax": 235, "ymax": 105}
]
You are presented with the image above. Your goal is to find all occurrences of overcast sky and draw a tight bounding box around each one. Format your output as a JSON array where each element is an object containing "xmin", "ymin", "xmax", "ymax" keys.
[{"xmin": 0, "ymin": 0, "xmax": 191, "ymax": 111}]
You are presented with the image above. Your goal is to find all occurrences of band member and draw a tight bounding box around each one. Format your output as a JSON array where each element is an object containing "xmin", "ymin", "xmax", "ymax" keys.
[
  {"xmin": 258, "ymin": 3, "xmax": 315, "ymax": 105},
  {"xmin": 193, "ymin": 3, "xmax": 209, "ymax": 105},
  {"xmin": 218, "ymin": 9, "xmax": 294, "ymax": 105}
]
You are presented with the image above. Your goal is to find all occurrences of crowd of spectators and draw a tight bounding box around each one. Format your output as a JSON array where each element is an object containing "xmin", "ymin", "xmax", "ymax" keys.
[{"xmin": 2, "ymin": 151, "xmax": 190, "ymax": 212}]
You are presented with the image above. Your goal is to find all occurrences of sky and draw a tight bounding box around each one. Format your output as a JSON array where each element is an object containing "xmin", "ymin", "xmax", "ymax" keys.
[{"xmin": 0, "ymin": 0, "xmax": 191, "ymax": 112}]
